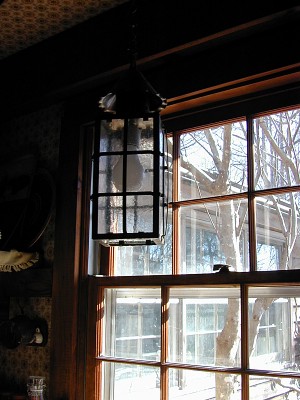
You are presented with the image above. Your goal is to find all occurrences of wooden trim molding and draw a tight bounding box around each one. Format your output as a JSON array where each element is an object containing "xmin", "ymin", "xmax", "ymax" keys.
[
  {"xmin": 50, "ymin": 101, "xmax": 91, "ymax": 400},
  {"xmin": 88, "ymin": 269, "xmax": 300, "ymax": 287},
  {"xmin": 162, "ymin": 64, "xmax": 300, "ymax": 117}
]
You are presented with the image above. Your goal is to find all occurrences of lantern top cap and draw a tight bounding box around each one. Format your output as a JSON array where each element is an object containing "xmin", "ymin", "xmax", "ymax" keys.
[{"xmin": 99, "ymin": 66, "xmax": 167, "ymax": 116}]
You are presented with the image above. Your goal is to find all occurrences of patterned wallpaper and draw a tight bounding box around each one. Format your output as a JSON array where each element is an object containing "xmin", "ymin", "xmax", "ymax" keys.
[
  {"xmin": 0, "ymin": 104, "xmax": 62, "ymax": 395},
  {"xmin": 0, "ymin": 297, "xmax": 52, "ymax": 394},
  {"xmin": 0, "ymin": 0, "xmax": 128, "ymax": 60}
]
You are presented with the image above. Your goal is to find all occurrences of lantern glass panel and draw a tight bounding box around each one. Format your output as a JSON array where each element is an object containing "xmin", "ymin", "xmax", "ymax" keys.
[
  {"xmin": 126, "ymin": 195, "xmax": 154, "ymax": 233},
  {"xmin": 93, "ymin": 113, "xmax": 166, "ymax": 245},
  {"xmin": 139, "ymin": 154, "xmax": 153, "ymax": 191},
  {"xmin": 111, "ymin": 153, "xmax": 153, "ymax": 193},
  {"xmin": 98, "ymin": 155, "xmax": 118, "ymax": 193},
  {"xmin": 138, "ymin": 118, "xmax": 154, "ymax": 150},
  {"xmin": 98, "ymin": 117, "xmax": 155, "ymax": 194},
  {"xmin": 99, "ymin": 120, "xmax": 124, "ymax": 153},
  {"xmin": 160, "ymin": 152, "xmax": 164, "ymax": 195},
  {"xmin": 96, "ymin": 196, "xmax": 123, "ymax": 235}
]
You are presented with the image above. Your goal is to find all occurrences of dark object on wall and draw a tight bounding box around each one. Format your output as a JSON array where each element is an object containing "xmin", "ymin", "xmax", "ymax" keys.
[
  {"xmin": 0, "ymin": 155, "xmax": 55, "ymax": 252},
  {"xmin": 0, "ymin": 266, "xmax": 52, "ymax": 296},
  {"xmin": 0, "ymin": 154, "xmax": 36, "ymax": 251},
  {"xmin": 19, "ymin": 168, "xmax": 55, "ymax": 249},
  {"xmin": 0, "ymin": 296, "xmax": 9, "ymax": 321},
  {"xmin": 0, "ymin": 315, "xmax": 48, "ymax": 349}
]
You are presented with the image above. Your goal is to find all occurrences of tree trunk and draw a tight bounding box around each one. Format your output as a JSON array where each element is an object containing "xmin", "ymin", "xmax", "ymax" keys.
[
  {"xmin": 248, "ymin": 298, "xmax": 274, "ymax": 357},
  {"xmin": 216, "ymin": 298, "xmax": 241, "ymax": 400},
  {"xmin": 215, "ymin": 201, "xmax": 241, "ymax": 400}
]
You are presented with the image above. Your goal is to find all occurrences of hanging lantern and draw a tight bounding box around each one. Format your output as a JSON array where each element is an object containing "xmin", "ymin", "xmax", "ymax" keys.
[{"xmin": 91, "ymin": 65, "xmax": 168, "ymax": 246}]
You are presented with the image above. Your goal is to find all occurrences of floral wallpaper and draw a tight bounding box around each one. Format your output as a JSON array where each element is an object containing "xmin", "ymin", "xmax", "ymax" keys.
[{"xmin": 0, "ymin": 103, "xmax": 62, "ymax": 395}]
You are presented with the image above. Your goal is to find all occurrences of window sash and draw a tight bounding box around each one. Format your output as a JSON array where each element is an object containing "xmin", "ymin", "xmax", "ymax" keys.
[{"xmin": 90, "ymin": 274, "xmax": 300, "ymax": 400}]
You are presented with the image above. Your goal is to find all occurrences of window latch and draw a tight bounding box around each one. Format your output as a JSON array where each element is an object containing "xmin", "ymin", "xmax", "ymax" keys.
[{"xmin": 213, "ymin": 264, "xmax": 232, "ymax": 273}]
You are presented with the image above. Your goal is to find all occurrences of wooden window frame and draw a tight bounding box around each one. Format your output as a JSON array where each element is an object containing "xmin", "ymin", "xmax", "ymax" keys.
[
  {"xmin": 83, "ymin": 79, "xmax": 300, "ymax": 398},
  {"xmin": 49, "ymin": 66, "xmax": 300, "ymax": 399}
]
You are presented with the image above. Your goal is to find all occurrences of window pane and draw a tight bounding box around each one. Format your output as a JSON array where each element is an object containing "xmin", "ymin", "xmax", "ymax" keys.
[
  {"xmin": 125, "ymin": 195, "xmax": 154, "ymax": 233},
  {"xmin": 98, "ymin": 155, "xmax": 118, "ymax": 193},
  {"xmin": 255, "ymin": 193, "xmax": 300, "ymax": 270},
  {"xmin": 102, "ymin": 289, "xmax": 161, "ymax": 360},
  {"xmin": 115, "ymin": 222, "xmax": 172, "ymax": 275},
  {"xmin": 102, "ymin": 362, "xmax": 160, "ymax": 400},
  {"xmin": 166, "ymin": 136, "xmax": 173, "ymax": 203},
  {"xmin": 95, "ymin": 196, "xmax": 123, "ymax": 235},
  {"xmin": 179, "ymin": 120, "xmax": 247, "ymax": 200},
  {"xmin": 254, "ymin": 108, "xmax": 300, "ymax": 190},
  {"xmin": 169, "ymin": 287, "xmax": 241, "ymax": 368},
  {"xmin": 249, "ymin": 375, "xmax": 300, "ymax": 399},
  {"xmin": 180, "ymin": 199, "xmax": 249, "ymax": 273},
  {"xmin": 169, "ymin": 369, "xmax": 241, "ymax": 400},
  {"xmin": 248, "ymin": 286, "xmax": 300, "ymax": 372}
]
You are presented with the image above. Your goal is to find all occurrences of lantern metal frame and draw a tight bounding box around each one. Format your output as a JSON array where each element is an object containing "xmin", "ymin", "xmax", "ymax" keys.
[{"xmin": 91, "ymin": 65, "xmax": 168, "ymax": 246}]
